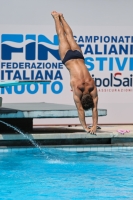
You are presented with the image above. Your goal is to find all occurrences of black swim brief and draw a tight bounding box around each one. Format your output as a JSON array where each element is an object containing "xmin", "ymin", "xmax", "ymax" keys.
[{"xmin": 62, "ymin": 50, "xmax": 84, "ymax": 65}]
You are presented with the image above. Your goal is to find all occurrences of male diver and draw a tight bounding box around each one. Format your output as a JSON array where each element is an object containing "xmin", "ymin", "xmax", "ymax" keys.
[{"xmin": 51, "ymin": 11, "xmax": 98, "ymax": 134}]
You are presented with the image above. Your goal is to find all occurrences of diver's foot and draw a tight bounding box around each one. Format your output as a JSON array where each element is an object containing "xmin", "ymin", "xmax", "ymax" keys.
[
  {"xmin": 59, "ymin": 13, "xmax": 64, "ymax": 19},
  {"xmin": 51, "ymin": 11, "xmax": 59, "ymax": 19}
]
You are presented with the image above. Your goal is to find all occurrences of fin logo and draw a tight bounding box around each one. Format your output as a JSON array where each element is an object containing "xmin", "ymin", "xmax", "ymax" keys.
[{"xmin": 1, "ymin": 34, "xmax": 60, "ymax": 61}]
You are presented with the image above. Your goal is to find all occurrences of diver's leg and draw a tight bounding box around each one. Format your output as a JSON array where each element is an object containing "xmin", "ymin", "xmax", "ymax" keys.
[
  {"xmin": 59, "ymin": 13, "xmax": 82, "ymax": 53},
  {"xmin": 51, "ymin": 11, "xmax": 70, "ymax": 60}
]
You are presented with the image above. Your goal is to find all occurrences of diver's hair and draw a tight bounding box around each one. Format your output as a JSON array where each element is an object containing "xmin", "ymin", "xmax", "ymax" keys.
[{"xmin": 81, "ymin": 94, "xmax": 94, "ymax": 110}]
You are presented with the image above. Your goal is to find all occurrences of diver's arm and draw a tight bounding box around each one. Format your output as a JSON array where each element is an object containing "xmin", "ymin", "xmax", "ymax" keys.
[
  {"xmin": 73, "ymin": 94, "xmax": 90, "ymax": 132},
  {"xmin": 89, "ymin": 87, "xmax": 98, "ymax": 134},
  {"xmin": 92, "ymin": 96, "xmax": 98, "ymax": 127}
]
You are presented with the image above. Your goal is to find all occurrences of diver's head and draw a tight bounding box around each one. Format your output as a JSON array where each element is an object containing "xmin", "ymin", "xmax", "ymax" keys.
[{"xmin": 81, "ymin": 93, "xmax": 94, "ymax": 110}]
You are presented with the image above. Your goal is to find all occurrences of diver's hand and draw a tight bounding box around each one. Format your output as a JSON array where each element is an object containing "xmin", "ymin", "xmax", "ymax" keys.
[
  {"xmin": 84, "ymin": 127, "xmax": 91, "ymax": 133},
  {"xmin": 84, "ymin": 126, "xmax": 97, "ymax": 135}
]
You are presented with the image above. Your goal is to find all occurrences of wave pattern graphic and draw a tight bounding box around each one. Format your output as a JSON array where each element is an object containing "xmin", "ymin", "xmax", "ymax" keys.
[
  {"xmin": 38, "ymin": 35, "xmax": 60, "ymax": 60},
  {"xmin": 38, "ymin": 44, "xmax": 60, "ymax": 60},
  {"xmin": 2, "ymin": 40, "xmax": 34, "ymax": 47},
  {"xmin": 38, "ymin": 35, "xmax": 59, "ymax": 45}
]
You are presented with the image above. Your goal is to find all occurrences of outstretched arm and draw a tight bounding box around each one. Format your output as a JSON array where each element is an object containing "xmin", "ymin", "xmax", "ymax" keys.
[
  {"xmin": 73, "ymin": 94, "xmax": 90, "ymax": 132},
  {"xmin": 91, "ymin": 96, "xmax": 98, "ymax": 131},
  {"xmin": 89, "ymin": 87, "xmax": 98, "ymax": 134}
]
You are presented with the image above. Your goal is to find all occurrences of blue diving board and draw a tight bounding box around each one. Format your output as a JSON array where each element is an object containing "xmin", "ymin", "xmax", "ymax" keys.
[{"xmin": 0, "ymin": 102, "xmax": 107, "ymax": 118}]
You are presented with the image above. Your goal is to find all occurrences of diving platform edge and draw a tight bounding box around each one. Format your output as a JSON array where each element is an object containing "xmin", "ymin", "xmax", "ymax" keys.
[{"xmin": 0, "ymin": 102, "xmax": 107, "ymax": 133}]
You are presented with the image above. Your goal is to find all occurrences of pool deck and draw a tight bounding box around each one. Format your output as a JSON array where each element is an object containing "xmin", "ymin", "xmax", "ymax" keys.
[
  {"xmin": 0, "ymin": 125, "xmax": 133, "ymax": 148},
  {"xmin": 0, "ymin": 102, "xmax": 132, "ymax": 149}
]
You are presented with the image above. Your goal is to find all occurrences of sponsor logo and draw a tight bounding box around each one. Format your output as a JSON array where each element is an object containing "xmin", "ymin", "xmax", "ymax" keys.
[
  {"xmin": 0, "ymin": 34, "xmax": 64, "ymax": 95},
  {"xmin": 1, "ymin": 34, "xmax": 60, "ymax": 60},
  {"xmin": 91, "ymin": 72, "xmax": 133, "ymax": 92},
  {"xmin": 92, "ymin": 72, "xmax": 133, "ymax": 87}
]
